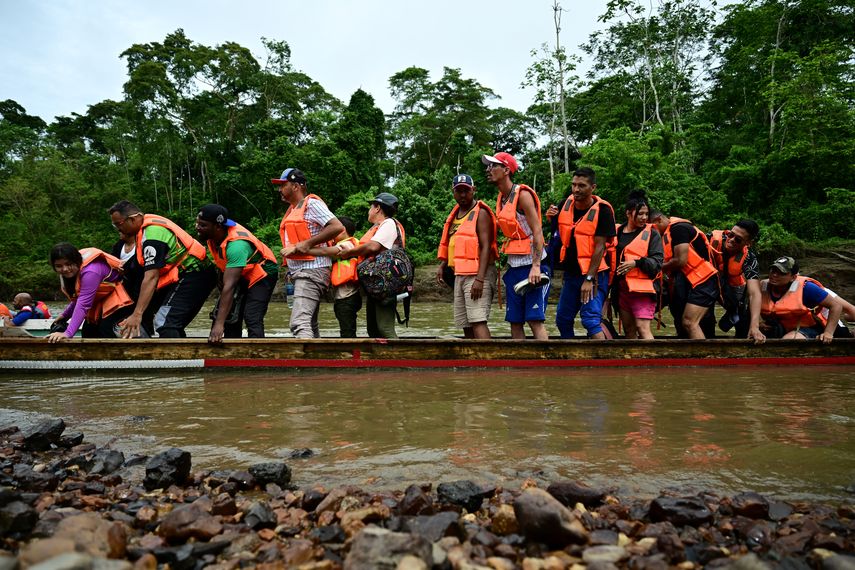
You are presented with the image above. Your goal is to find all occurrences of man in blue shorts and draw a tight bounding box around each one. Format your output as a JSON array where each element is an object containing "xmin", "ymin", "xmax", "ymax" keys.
[{"xmin": 483, "ymin": 151, "xmax": 548, "ymax": 340}]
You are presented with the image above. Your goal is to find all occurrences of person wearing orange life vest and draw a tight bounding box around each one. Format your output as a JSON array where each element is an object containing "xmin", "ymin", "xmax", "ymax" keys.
[
  {"xmin": 649, "ymin": 210, "xmax": 719, "ymax": 339},
  {"xmin": 273, "ymin": 167, "xmax": 344, "ymax": 339},
  {"xmin": 612, "ymin": 191, "xmax": 663, "ymax": 339},
  {"xmin": 436, "ymin": 174, "xmax": 499, "ymax": 339},
  {"xmin": 108, "ymin": 200, "xmax": 216, "ymax": 338},
  {"xmin": 280, "ymin": 216, "xmax": 363, "ymax": 338},
  {"xmin": 45, "ymin": 243, "xmax": 136, "ymax": 343},
  {"xmin": 760, "ymin": 256, "xmax": 842, "ymax": 344},
  {"xmin": 195, "ymin": 204, "xmax": 279, "ymax": 343},
  {"xmin": 546, "ymin": 167, "xmax": 616, "ymax": 339},
  {"xmin": 483, "ymin": 151, "xmax": 549, "ymax": 340},
  {"xmin": 707, "ymin": 219, "xmax": 765, "ymax": 344},
  {"xmin": 8, "ymin": 292, "xmax": 52, "ymax": 326},
  {"xmin": 336, "ymin": 193, "xmax": 405, "ymax": 338}
]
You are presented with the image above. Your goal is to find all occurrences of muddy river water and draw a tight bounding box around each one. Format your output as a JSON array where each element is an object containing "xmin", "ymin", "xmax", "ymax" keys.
[{"xmin": 2, "ymin": 301, "xmax": 854, "ymax": 502}]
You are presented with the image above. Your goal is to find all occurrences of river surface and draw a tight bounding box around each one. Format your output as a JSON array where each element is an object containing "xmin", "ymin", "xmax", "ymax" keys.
[{"xmin": 2, "ymin": 301, "xmax": 854, "ymax": 502}]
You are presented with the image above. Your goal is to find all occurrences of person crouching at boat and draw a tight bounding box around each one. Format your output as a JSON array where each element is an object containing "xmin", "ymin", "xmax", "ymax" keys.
[
  {"xmin": 436, "ymin": 174, "xmax": 499, "ymax": 339},
  {"xmin": 195, "ymin": 204, "xmax": 279, "ymax": 343},
  {"xmin": 612, "ymin": 191, "xmax": 663, "ymax": 339},
  {"xmin": 45, "ymin": 243, "xmax": 135, "ymax": 343},
  {"xmin": 7, "ymin": 293, "xmax": 52, "ymax": 327},
  {"xmin": 707, "ymin": 220, "xmax": 765, "ymax": 344},
  {"xmin": 336, "ymin": 193, "xmax": 405, "ymax": 339},
  {"xmin": 108, "ymin": 200, "xmax": 216, "ymax": 338},
  {"xmin": 649, "ymin": 210, "xmax": 719, "ymax": 339},
  {"xmin": 759, "ymin": 256, "xmax": 843, "ymax": 344}
]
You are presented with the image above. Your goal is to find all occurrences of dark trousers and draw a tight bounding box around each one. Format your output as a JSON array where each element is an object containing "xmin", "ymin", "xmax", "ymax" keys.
[
  {"xmin": 81, "ymin": 305, "xmax": 135, "ymax": 338},
  {"xmin": 151, "ymin": 268, "xmax": 217, "ymax": 338},
  {"xmin": 222, "ymin": 273, "xmax": 277, "ymax": 338},
  {"xmin": 334, "ymin": 293, "xmax": 363, "ymax": 338},
  {"xmin": 366, "ymin": 297, "xmax": 397, "ymax": 339}
]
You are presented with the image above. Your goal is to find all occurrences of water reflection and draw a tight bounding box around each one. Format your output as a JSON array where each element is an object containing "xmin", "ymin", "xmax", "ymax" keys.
[{"xmin": 2, "ymin": 366, "xmax": 854, "ymax": 501}]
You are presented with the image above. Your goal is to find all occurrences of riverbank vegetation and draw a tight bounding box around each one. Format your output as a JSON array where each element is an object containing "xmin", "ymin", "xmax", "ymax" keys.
[{"xmin": 1, "ymin": 0, "xmax": 852, "ymax": 298}]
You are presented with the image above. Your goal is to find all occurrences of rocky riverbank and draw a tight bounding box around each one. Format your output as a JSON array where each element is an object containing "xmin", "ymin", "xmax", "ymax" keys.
[{"xmin": 2, "ymin": 419, "xmax": 854, "ymax": 569}]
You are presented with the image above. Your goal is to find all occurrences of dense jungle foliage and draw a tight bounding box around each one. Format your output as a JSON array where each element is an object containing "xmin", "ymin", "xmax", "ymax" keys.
[{"xmin": 1, "ymin": 0, "xmax": 852, "ymax": 297}]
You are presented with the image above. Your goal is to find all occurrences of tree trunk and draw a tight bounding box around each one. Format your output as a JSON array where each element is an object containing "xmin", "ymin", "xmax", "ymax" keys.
[{"xmin": 553, "ymin": 0, "xmax": 571, "ymax": 173}]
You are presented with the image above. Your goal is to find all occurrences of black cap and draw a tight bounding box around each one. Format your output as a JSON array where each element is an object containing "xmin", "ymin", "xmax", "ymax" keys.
[
  {"xmin": 197, "ymin": 204, "xmax": 236, "ymax": 227},
  {"xmin": 368, "ymin": 192, "xmax": 399, "ymax": 209}
]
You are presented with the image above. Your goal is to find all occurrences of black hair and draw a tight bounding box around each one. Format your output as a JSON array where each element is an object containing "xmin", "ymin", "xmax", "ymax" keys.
[
  {"xmin": 50, "ymin": 243, "xmax": 83, "ymax": 293},
  {"xmin": 647, "ymin": 208, "xmax": 665, "ymax": 221},
  {"xmin": 50, "ymin": 242, "xmax": 82, "ymax": 266},
  {"xmin": 338, "ymin": 216, "xmax": 356, "ymax": 237},
  {"xmin": 108, "ymin": 200, "xmax": 143, "ymax": 216},
  {"xmin": 377, "ymin": 203, "xmax": 396, "ymax": 218},
  {"xmin": 572, "ymin": 167, "xmax": 596, "ymax": 185},
  {"xmin": 625, "ymin": 189, "xmax": 650, "ymax": 216},
  {"xmin": 734, "ymin": 219, "xmax": 760, "ymax": 241}
]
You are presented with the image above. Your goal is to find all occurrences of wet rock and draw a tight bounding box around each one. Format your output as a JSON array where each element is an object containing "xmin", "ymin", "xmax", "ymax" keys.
[
  {"xmin": 774, "ymin": 531, "xmax": 813, "ymax": 556},
  {"xmin": 590, "ymin": 529, "xmax": 620, "ymax": 545},
  {"xmin": 399, "ymin": 483, "xmax": 433, "ymax": 516},
  {"xmin": 282, "ymin": 538, "xmax": 318, "ymax": 566},
  {"xmin": 769, "ymin": 501, "xmax": 794, "ymax": 521},
  {"xmin": 649, "ymin": 496, "xmax": 713, "ymax": 526},
  {"xmin": 823, "ymin": 555, "xmax": 855, "ymax": 570},
  {"xmin": 25, "ymin": 553, "xmax": 132, "ymax": 570},
  {"xmin": 143, "ymin": 448, "xmax": 190, "ymax": 491},
  {"xmin": 289, "ymin": 447, "xmax": 315, "ymax": 459},
  {"xmin": 227, "ymin": 469, "xmax": 255, "ymax": 489},
  {"xmin": 437, "ymin": 480, "xmax": 488, "ymax": 512},
  {"xmin": 405, "ymin": 511, "xmax": 464, "ymax": 543},
  {"xmin": 211, "ymin": 493, "xmax": 237, "ymax": 517},
  {"xmin": 244, "ymin": 500, "xmax": 277, "ymax": 529},
  {"xmin": 20, "ymin": 512, "xmax": 127, "ymax": 563},
  {"xmin": 57, "ymin": 432, "xmax": 84, "ymax": 448},
  {"xmin": 0, "ymin": 500, "xmax": 38, "ymax": 533},
  {"xmin": 341, "ymin": 505, "xmax": 392, "ymax": 537},
  {"xmin": 344, "ymin": 526, "xmax": 432, "ymax": 569},
  {"xmin": 309, "ymin": 524, "xmax": 347, "ymax": 544},
  {"xmin": 156, "ymin": 504, "xmax": 223, "ymax": 543},
  {"xmin": 547, "ymin": 480, "xmax": 607, "ymax": 508},
  {"xmin": 513, "ymin": 487, "xmax": 589, "ymax": 548},
  {"xmin": 248, "ymin": 462, "xmax": 291, "ymax": 487},
  {"xmin": 85, "ymin": 449, "xmax": 126, "ymax": 476},
  {"xmin": 122, "ymin": 454, "xmax": 148, "ymax": 468},
  {"xmin": 491, "ymin": 503, "xmax": 519, "ymax": 536},
  {"xmin": 732, "ymin": 492, "xmax": 770, "ymax": 519},
  {"xmin": 302, "ymin": 488, "xmax": 327, "ymax": 511},
  {"xmin": 0, "ymin": 486, "xmax": 20, "ymax": 506},
  {"xmin": 12, "ymin": 464, "xmax": 59, "ymax": 492},
  {"xmin": 152, "ymin": 544, "xmax": 195, "ymax": 570},
  {"xmin": 583, "ymin": 545, "xmax": 629, "ymax": 564},
  {"xmin": 23, "ymin": 418, "xmax": 66, "ymax": 451}
]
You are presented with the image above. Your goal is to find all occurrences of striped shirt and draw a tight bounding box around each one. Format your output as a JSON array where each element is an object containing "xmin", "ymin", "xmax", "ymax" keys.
[
  {"xmin": 284, "ymin": 197, "xmax": 336, "ymax": 270},
  {"xmin": 504, "ymin": 197, "xmax": 547, "ymax": 268}
]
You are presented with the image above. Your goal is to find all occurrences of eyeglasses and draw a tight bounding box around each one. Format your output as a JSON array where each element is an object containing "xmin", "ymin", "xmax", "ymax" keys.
[
  {"xmin": 486, "ymin": 162, "xmax": 506, "ymax": 170},
  {"xmin": 725, "ymin": 231, "xmax": 745, "ymax": 245},
  {"xmin": 112, "ymin": 213, "xmax": 139, "ymax": 229}
]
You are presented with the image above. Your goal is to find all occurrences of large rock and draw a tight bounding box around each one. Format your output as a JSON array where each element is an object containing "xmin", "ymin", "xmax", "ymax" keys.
[
  {"xmin": 648, "ymin": 496, "xmax": 713, "ymax": 526},
  {"xmin": 157, "ymin": 504, "xmax": 222, "ymax": 543},
  {"xmin": 144, "ymin": 448, "xmax": 190, "ymax": 491},
  {"xmin": 248, "ymin": 462, "xmax": 291, "ymax": 487},
  {"xmin": 85, "ymin": 449, "xmax": 126, "ymax": 476},
  {"xmin": 404, "ymin": 512, "xmax": 464, "ymax": 543},
  {"xmin": 243, "ymin": 501, "xmax": 277, "ymax": 530},
  {"xmin": 436, "ymin": 480, "xmax": 487, "ymax": 513},
  {"xmin": 731, "ymin": 492, "xmax": 770, "ymax": 519},
  {"xmin": 0, "ymin": 500, "xmax": 38, "ymax": 534},
  {"xmin": 23, "ymin": 418, "xmax": 65, "ymax": 451},
  {"xmin": 24, "ymin": 553, "xmax": 132, "ymax": 570},
  {"xmin": 344, "ymin": 526, "xmax": 432, "ymax": 570},
  {"xmin": 19, "ymin": 512, "xmax": 127, "ymax": 564},
  {"xmin": 399, "ymin": 484, "xmax": 433, "ymax": 516},
  {"xmin": 548, "ymin": 480, "xmax": 607, "ymax": 508},
  {"xmin": 12, "ymin": 464, "xmax": 59, "ymax": 492},
  {"xmin": 513, "ymin": 487, "xmax": 589, "ymax": 547}
]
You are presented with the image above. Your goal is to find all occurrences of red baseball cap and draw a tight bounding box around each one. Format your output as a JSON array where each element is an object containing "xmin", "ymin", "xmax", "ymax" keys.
[{"xmin": 481, "ymin": 152, "xmax": 519, "ymax": 174}]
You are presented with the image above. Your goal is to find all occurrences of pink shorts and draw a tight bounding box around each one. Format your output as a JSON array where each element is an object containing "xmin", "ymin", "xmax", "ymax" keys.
[{"xmin": 618, "ymin": 289, "xmax": 656, "ymax": 320}]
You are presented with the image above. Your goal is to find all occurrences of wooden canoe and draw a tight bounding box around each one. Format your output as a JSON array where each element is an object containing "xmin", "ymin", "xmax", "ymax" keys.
[{"xmin": 0, "ymin": 337, "xmax": 853, "ymax": 371}]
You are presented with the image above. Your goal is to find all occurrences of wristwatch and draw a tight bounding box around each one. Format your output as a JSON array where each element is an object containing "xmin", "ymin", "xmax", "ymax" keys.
[{"xmin": 584, "ymin": 275, "xmax": 594, "ymax": 283}]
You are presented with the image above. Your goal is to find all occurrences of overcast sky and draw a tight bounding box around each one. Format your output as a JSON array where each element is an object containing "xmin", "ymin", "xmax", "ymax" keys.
[{"xmin": 1, "ymin": 0, "xmax": 609, "ymax": 123}]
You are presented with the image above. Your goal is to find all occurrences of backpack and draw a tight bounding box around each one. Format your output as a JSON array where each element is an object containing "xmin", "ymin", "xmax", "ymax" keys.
[{"xmin": 356, "ymin": 223, "xmax": 415, "ymax": 325}]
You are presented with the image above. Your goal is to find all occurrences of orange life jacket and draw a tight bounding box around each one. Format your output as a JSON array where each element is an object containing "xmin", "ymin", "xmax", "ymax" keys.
[
  {"xmin": 359, "ymin": 219, "xmax": 406, "ymax": 264},
  {"xmin": 556, "ymin": 195, "xmax": 615, "ymax": 274},
  {"xmin": 709, "ymin": 229, "xmax": 747, "ymax": 288},
  {"xmin": 331, "ymin": 237, "xmax": 360, "ymax": 286},
  {"xmin": 618, "ymin": 224, "xmax": 658, "ymax": 294},
  {"xmin": 495, "ymin": 184, "xmax": 541, "ymax": 256},
  {"xmin": 31, "ymin": 301, "xmax": 51, "ymax": 319},
  {"xmin": 760, "ymin": 275, "xmax": 828, "ymax": 332},
  {"xmin": 437, "ymin": 200, "xmax": 499, "ymax": 276},
  {"xmin": 135, "ymin": 214, "xmax": 207, "ymax": 290},
  {"xmin": 0, "ymin": 303, "xmax": 11, "ymax": 319},
  {"xmin": 279, "ymin": 194, "xmax": 331, "ymax": 261},
  {"xmin": 661, "ymin": 218, "xmax": 717, "ymax": 287},
  {"xmin": 62, "ymin": 248, "xmax": 134, "ymax": 322},
  {"xmin": 208, "ymin": 223, "xmax": 277, "ymax": 288}
]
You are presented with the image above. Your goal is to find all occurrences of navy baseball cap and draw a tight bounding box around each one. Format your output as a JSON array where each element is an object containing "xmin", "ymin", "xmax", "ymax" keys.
[
  {"xmin": 452, "ymin": 174, "xmax": 474, "ymax": 189},
  {"xmin": 271, "ymin": 167, "xmax": 307, "ymax": 185},
  {"xmin": 197, "ymin": 204, "xmax": 236, "ymax": 227}
]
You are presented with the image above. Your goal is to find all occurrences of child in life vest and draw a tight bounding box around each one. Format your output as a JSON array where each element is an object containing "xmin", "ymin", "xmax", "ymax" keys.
[
  {"xmin": 329, "ymin": 217, "xmax": 362, "ymax": 338},
  {"xmin": 10, "ymin": 293, "xmax": 51, "ymax": 325}
]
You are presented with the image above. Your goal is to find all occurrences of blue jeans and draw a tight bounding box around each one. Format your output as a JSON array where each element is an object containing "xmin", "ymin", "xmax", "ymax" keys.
[{"xmin": 555, "ymin": 270, "xmax": 610, "ymax": 338}]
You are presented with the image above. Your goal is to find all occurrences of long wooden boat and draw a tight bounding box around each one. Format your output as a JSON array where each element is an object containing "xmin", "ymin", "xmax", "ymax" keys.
[{"xmin": 0, "ymin": 337, "xmax": 853, "ymax": 371}]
